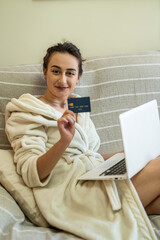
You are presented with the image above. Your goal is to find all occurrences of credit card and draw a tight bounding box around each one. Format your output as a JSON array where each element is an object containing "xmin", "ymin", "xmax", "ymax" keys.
[{"xmin": 68, "ymin": 97, "xmax": 91, "ymax": 113}]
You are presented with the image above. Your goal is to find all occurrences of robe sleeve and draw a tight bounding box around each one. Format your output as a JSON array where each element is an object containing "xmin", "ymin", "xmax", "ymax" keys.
[
  {"xmin": 88, "ymin": 117, "xmax": 101, "ymax": 152},
  {"xmin": 5, "ymin": 111, "xmax": 52, "ymax": 188}
]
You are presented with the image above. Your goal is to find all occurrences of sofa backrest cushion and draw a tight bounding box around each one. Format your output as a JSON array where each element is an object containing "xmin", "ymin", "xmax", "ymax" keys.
[{"xmin": 1, "ymin": 51, "xmax": 160, "ymax": 153}]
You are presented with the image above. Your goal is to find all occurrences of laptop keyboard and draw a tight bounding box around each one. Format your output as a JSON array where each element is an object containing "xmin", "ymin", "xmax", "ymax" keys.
[{"xmin": 99, "ymin": 158, "xmax": 126, "ymax": 176}]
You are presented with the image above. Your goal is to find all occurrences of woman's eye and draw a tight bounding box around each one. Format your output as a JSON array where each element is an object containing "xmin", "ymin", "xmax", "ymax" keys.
[
  {"xmin": 52, "ymin": 70, "xmax": 60, "ymax": 74},
  {"xmin": 67, "ymin": 72, "xmax": 75, "ymax": 76}
]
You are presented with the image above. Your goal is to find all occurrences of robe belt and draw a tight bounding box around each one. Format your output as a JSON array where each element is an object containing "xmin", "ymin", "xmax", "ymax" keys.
[
  {"xmin": 83, "ymin": 150, "xmax": 104, "ymax": 163},
  {"xmin": 103, "ymin": 180, "xmax": 122, "ymax": 211},
  {"xmin": 64, "ymin": 150, "xmax": 104, "ymax": 164}
]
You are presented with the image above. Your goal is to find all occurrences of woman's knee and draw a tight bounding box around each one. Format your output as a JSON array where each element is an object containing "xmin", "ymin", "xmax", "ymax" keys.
[
  {"xmin": 146, "ymin": 157, "xmax": 160, "ymax": 179},
  {"xmin": 132, "ymin": 157, "xmax": 160, "ymax": 184}
]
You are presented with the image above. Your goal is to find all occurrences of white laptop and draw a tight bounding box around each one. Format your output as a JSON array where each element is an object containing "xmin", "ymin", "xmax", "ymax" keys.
[{"xmin": 78, "ymin": 99, "xmax": 160, "ymax": 180}]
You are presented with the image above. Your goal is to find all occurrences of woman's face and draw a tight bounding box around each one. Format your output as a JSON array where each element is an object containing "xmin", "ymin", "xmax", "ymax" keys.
[{"xmin": 43, "ymin": 52, "xmax": 80, "ymax": 101}]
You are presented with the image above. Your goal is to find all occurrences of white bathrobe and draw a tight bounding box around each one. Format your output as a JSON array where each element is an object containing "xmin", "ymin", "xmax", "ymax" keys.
[{"xmin": 5, "ymin": 93, "xmax": 157, "ymax": 240}]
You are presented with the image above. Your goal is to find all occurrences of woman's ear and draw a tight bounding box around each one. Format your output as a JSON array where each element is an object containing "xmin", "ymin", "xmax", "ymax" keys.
[
  {"xmin": 43, "ymin": 68, "xmax": 47, "ymax": 80},
  {"xmin": 76, "ymin": 75, "xmax": 81, "ymax": 84}
]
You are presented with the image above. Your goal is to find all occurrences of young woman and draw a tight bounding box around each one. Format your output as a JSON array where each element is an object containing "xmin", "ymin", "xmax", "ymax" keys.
[{"xmin": 5, "ymin": 42, "xmax": 160, "ymax": 240}]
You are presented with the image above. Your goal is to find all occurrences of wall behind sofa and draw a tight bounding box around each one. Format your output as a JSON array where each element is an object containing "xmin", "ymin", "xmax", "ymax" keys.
[{"xmin": 0, "ymin": 0, "xmax": 160, "ymax": 66}]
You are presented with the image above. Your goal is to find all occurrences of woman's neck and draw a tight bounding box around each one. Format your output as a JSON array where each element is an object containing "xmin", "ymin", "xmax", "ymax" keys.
[{"xmin": 39, "ymin": 94, "xmax": 68, "ymax": 113}]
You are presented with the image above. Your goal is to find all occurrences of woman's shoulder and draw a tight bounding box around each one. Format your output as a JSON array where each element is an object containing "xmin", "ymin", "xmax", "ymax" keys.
[{"xmin": 6, "ymin": 93, "xmax": 63, "ymax": 123}]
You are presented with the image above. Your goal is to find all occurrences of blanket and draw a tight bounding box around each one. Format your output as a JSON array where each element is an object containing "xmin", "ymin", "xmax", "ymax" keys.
[{"xmin": 5, "ymin": 93, "xmax": 157, "ymax": 240}]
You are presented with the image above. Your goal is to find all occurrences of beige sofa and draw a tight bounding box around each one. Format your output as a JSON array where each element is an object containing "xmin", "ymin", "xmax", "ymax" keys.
[{"xmin": 0, "ymin": 51, "xmax": 160, "ymax": 239}]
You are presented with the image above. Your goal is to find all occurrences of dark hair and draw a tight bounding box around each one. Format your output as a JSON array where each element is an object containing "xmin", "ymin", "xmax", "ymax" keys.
[{"xmin": 43, "ymin": 42, "xmax": 84, "ymax": 76}]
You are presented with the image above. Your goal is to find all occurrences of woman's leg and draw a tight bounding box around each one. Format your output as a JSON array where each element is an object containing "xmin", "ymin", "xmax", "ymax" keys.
[
  {"xmin": 145, "ymin": 196, "xmax": 160, "ymax": 215},
  {"xmin": 131, "ymin": 157, "xmax": 160, "ymax": 214}
]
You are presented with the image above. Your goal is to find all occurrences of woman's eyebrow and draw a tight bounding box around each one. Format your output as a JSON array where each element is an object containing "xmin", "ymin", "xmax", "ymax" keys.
[
  {"xmin": 51, "ymin": 65, "xmax": 76, "ymax": 72},
  {"xmin": 67, "ymin": 68, "xmax": 77, "ymax": 72},
  {"xmin": 51, "ymin": 65, "xmax": 61, "ymax": 69}
]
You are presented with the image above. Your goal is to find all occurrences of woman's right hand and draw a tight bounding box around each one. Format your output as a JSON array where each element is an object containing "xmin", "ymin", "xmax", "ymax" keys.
[
  {"xmin": 38, "ymin": 110, "xmax": 76, "ymax": 181},
  {"xmin": 57, "ymin": 110, "xmax": 76, "ymax": 145}
]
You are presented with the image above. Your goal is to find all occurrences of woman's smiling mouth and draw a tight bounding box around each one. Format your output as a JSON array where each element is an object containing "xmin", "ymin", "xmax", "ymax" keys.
[{"xmin": 56, "ymin": 86, "xmax": 68, "ymax": 91}]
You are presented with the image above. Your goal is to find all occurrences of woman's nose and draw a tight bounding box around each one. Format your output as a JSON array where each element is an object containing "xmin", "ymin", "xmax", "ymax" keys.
[{"xmin": 59, "ymin": 73, "xmax": 67, "ymax": 83}]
